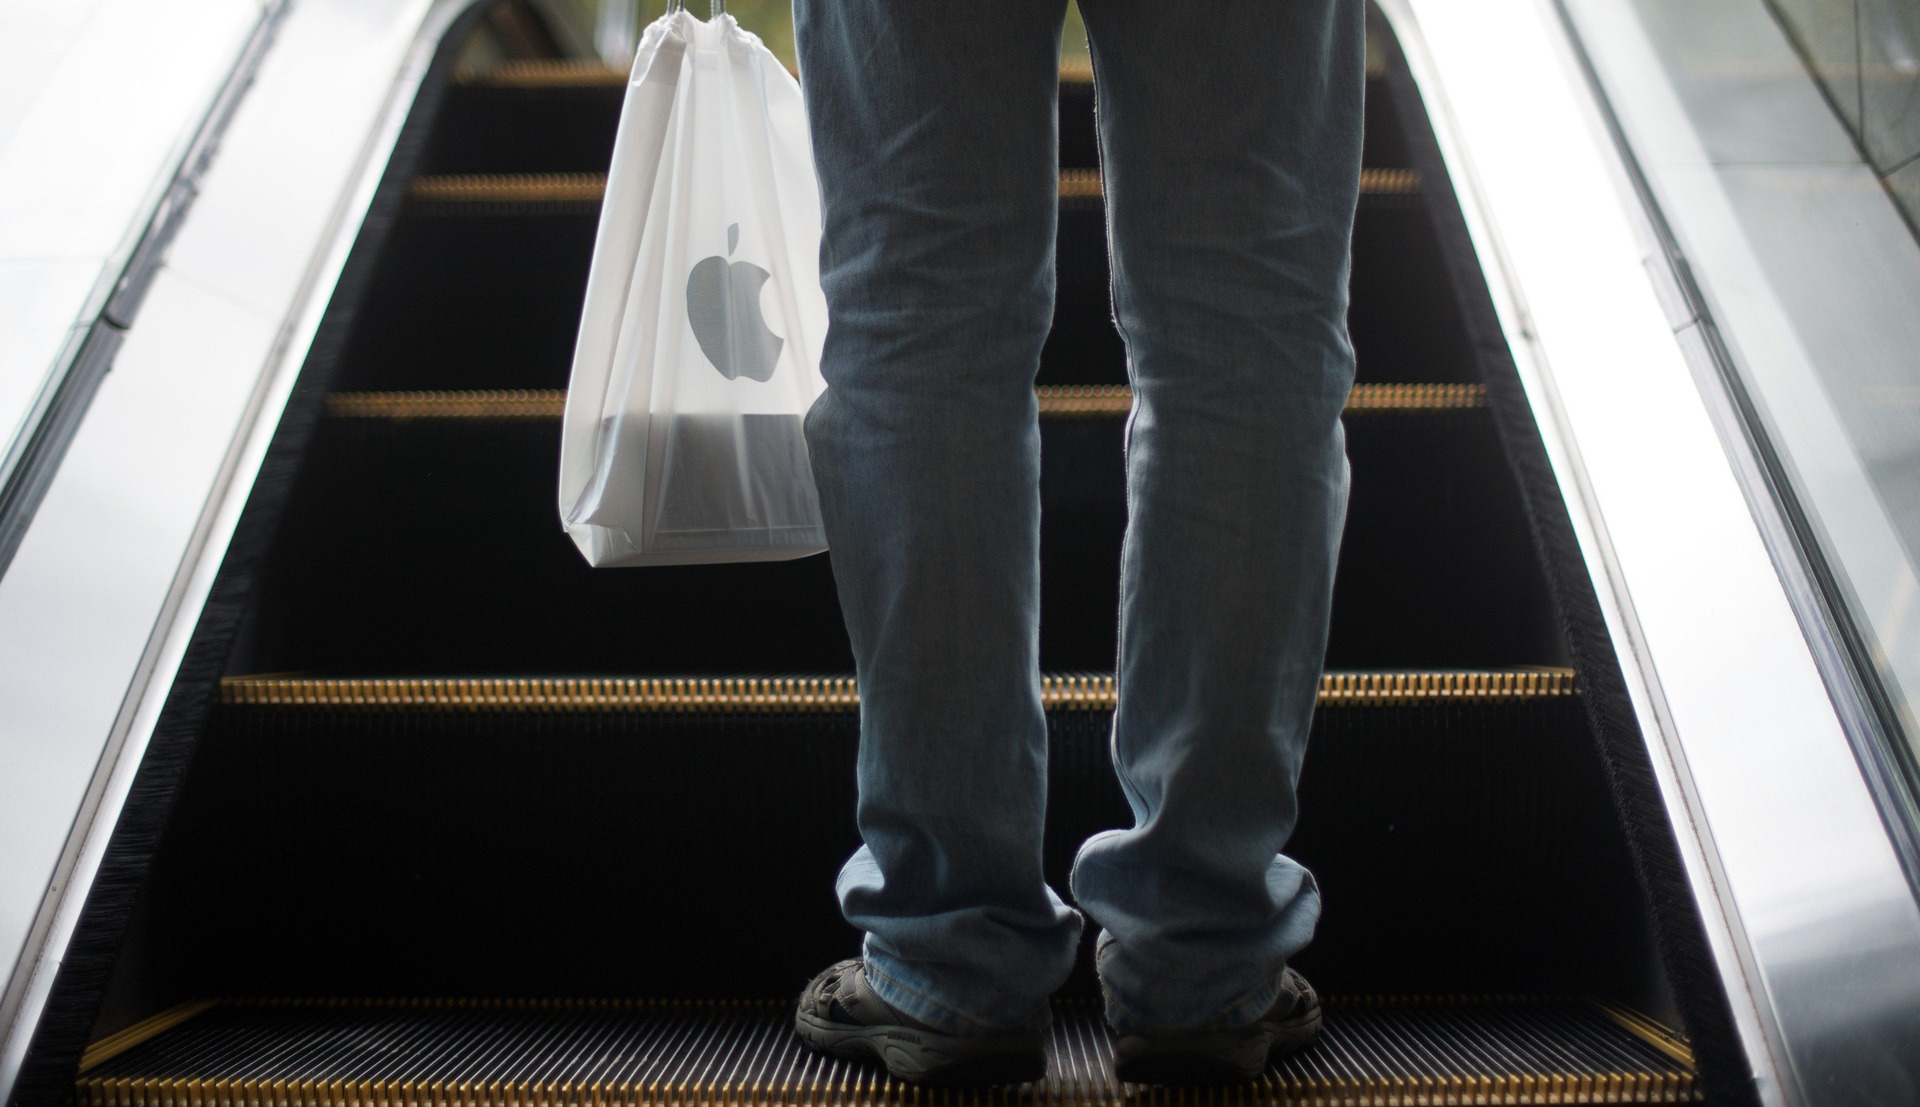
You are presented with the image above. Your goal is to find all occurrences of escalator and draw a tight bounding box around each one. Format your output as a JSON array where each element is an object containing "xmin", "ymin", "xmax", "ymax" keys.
[{"xmin": 29, "ymin": 8, "xmax": 1751, "ymax": 1105}]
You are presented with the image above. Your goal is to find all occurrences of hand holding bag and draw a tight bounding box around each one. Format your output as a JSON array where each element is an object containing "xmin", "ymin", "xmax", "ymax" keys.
[{"xmin": 559, "ymin": 0, "xmax": 829, "ymax": 567}]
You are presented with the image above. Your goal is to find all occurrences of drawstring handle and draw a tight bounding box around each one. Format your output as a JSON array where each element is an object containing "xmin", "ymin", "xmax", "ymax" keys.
[{"xmin": 665, "ymin": 0, "xmax": 725, "ymax": 14}]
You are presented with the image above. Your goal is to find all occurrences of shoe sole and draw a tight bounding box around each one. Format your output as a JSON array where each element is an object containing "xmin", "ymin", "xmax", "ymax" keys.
[
  {"xmin": 1113, "ymin": 1005, "xmax": 1323, "ymax": 1086},
  {"xmin": 794, "ymin": 1010, "xmax": 1048, "ymax": 1087}
]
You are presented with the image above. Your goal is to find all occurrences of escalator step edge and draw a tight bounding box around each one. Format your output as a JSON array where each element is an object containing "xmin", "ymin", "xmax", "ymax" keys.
[
  {"xmin": 320, "ymin": 383, "xmax": 1490, "ymax": 422},
  {"xmin": 217, "ymin": 668, "xmax": 1578, "ymax": 713}
]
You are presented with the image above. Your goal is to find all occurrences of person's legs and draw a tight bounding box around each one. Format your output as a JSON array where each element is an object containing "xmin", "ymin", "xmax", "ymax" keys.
[
  {"xmin": 1069, "ymin": 0, "xmax": 1364, "ymax": 1036},
  {"xmin": 793, "ymin": 0, "xmax": 1083, "ymax": 1038}
]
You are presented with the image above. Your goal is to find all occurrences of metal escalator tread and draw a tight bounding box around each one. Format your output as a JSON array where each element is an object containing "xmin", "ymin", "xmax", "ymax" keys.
[
  {"xmin": 218, "ymin": 668, "xmax": 1577, "ymax": 712},
  {"xmin": 405, "ymin": 168, "xmax": 1422, "ymax": 208},
  {"xmin": 76, "ymin": 997, "xmax": 1699, "ymax": 1105},
  {"xmin": 321, "ymin": 384, "xmax": 1489, "ymax": 421}
]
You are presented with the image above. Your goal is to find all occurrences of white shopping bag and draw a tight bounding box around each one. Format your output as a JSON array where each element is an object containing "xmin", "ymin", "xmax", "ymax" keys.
[{"xmin": 559, "ymin": 2, "xmax": 829, "ymax": 567}]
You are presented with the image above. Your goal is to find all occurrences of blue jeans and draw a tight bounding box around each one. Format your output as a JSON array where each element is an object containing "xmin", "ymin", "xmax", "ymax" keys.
[{"xmin": 794, "ymin": 0, "xmax": 1362, "ymax": 1037}]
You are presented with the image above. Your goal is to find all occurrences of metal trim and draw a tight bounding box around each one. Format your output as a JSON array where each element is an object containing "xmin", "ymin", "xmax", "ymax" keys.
[
  {"xmin": 1369, "ymin": 1, "xmax": 1793, "ymax": 1096},
  {"xmin": 0, "ymin": 2, "xmax": 491, "ymax": 1101},
  {"xmin": 0, "ymin": 3, "xmax": 290, "ymax": 585},
  {"xmin": 1544, "ymin": 0, "xmax": 1920, "ymax": 907},
  {"xmin": 1374, "ymin": 0, "xmax": 1920, "ymax": 1103}
]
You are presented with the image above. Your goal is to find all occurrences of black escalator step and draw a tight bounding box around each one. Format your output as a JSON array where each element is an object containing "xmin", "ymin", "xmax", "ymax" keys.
[
  {"xmin": 1060, "ymin": 65, "xmax": 1097, "ymax": 169},
  {"xmin": 328, "ymin": 206, "xmax": 598, "ymax": 393},
  {"xmin": 242, "ymin": 397, "xmax": 1554, "ymax": 675},
  {"xmin": 147, "ymin": 678, "xmax": 1643, "ymax": 998},
  {"xmin": 1347, "ymin": 206, "xmax": 1485, "ymax": 386},
  {"xmin": 242, "ymin": 417, "xmax": 853, "ymax": 677},
  {"xmin": 1049, "ymin": 203, "xmax": 1122, "ymax": 386},
  {"xmin": 359, "ymin": 169, "xmax": 1447, "ymax": 392},
  {"xmin": 319, "ymin": 383, "xmax": 1488, "ymax": 421},
  {"xmin": 426, "ymin": 59, "xmax": 1092, "ymax": 175},
  {"xmin": 422, "ymin": 64, "xmax": 626, "ymax": 176},
  {"xmin": 78, "ymin": 997, "xmax": 1700, "ymax": 1104}
]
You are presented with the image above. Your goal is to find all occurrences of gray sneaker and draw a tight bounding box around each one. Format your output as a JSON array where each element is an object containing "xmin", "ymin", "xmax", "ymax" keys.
[
  {"xmin": 794, "ymin": 959, "xmax": 1049, "ymax": 1086},
  {"xmin": 1110, "ymin": 966, "xmax": 1323, "ymax": 1085}
]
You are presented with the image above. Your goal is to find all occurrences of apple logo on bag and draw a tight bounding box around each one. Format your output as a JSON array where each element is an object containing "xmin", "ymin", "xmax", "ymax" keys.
[{"xmin": 686, "ymin": 223, "xmax": 784, "ymax": 382}]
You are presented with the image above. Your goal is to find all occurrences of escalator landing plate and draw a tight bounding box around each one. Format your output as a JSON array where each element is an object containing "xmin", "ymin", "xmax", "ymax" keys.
[{"xmin": 79, "ymin": 997, "xmax": 1699, "ymax": 1105}]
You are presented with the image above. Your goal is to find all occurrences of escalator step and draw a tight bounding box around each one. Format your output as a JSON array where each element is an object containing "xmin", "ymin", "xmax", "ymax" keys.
[
  {"xmin": 405, "ymin": 168, "xmax": 1422, "ymax": 210},
  {"xmin": 77, "ymin": 997, "xmax": 1699, "ymax": 1105},
  {"xmin": 427, "ymin": 60, "xmax": 1105, "ymax": 176},
  {"xmin": 218, "ymin": 668, "xmax": 1575, "ymax": 712},
  {"xmin": 160, "ymin": 679, "xmax": 1624, "ymax": 1000},
  {"xmin": 319, "ymin": 383, "xmax": 1489, "ymax": 421},
  {"xmin": 246, "ymin": 400, "xmax": 1557, "ymax": 674}
]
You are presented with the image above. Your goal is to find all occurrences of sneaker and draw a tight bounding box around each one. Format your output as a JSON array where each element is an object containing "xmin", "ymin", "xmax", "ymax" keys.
[
  {"xmin": 1109, "ymin": 966, "xmax": 1323, "ymax": 1085},
  {"xmin": 794, "ymin": 958, "xmax": 1049, "ymax": 1086}
]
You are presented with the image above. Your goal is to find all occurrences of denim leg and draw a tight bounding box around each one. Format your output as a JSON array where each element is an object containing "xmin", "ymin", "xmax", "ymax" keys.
[
  {"xmin": 1067, "ymin": 0, "xmax": 1365, "ymax": 1034},
  {"xmin": 793, "ymin": 0, "xmax": 1085, "ymax": 1036}
]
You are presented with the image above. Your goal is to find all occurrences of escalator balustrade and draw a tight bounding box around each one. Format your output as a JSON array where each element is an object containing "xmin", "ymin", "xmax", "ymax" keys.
[{"xmin": 69, "ymin": 20, "xmax": 1709, "ymax": 1107}]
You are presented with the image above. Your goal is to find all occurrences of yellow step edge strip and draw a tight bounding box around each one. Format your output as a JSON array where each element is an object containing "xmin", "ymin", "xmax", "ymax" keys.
[
  {"xmin": 75, "ymin": 1071, "xmax": 1697, "ymax": 1107},
  {"xmin": 408, "ymin": 167, "xmax": 1422, "ymax": 205},
  {"xmin": 1061, "ymin": 167, "xmax": 1425, "ymax": 201},
  {"xmin": 455, "ymin": 58, "xmax": 631, "ymax": 86},
  {"xmin": 328, "ymin": 388, "xmax": 566, "ymax": 419},
  {"xmin": 1057, "ymin": 167, "xmax": 1103, "ymax": 201},
  {"xmin": 1589, "ymin": 998, "xmax": 1699, "ymax": 1068},
  {"xmin": 1041, "ymin": 383, "xmax": 1130, "ymax": 417},
  {"xmin": 451, "ymin": 56, "xmax": 1390, "ymax": 89},
  {"xmin": 218, "ymin": 668, "xmax": 1576, "ymax": 713},
  {"xmin": 408, "ymin": 172, "xmax": 606, "ymax": 204},
  {"xmin": 324, "ymin": 383, "xmax": 1488, "ymax": 421},
  {"xmin": 78, "ymin": 1000, "xmax": 218, "ymax": 1073},
  {"xmin": 1341, "ymin": 381, "xmax": 1487, "ymax": 412},
  {"xmin": 453, "ymin": 59, "xmax": 1092, "ymax": 88}
]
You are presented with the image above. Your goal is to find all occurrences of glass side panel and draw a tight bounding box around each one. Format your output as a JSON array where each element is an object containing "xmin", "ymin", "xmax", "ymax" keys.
[{"xmin": 1560, "ymin": 0, "xmax": 1920, "ymax": 800}]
